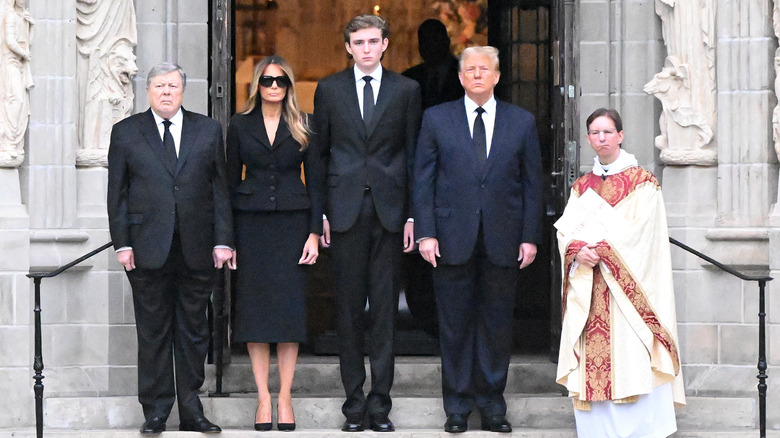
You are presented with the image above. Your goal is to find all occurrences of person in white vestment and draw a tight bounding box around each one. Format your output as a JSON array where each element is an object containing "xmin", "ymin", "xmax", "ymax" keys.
[{"xmin": 555, "ymin": 108, "xmax": 685, "ymax": 438}]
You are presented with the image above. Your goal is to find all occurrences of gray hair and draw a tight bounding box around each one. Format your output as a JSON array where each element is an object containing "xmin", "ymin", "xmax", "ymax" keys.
[
  {"xmin": 459, "ymin": 46, "xmax": 500, "ymax": 73},
  {"xmin": 146, "ymin": 62, "xmax": 187, "ymax": 88}
]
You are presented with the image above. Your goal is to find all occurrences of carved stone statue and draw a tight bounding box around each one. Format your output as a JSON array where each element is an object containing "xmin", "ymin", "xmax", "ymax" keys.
[
  {"xmin": 644, "ymin": 56, "xmax": 715, "ymax": 164},
  {"xmin": 0, "ymin": 0, "xmax": 34, "ymax": 168},
  {"xmin": 76, "ymin": 0, "xmax": 137, "ymax": 167},
  {"xmin": 645, "ymin": 0, "xmax": 717, "ymax": 165}
]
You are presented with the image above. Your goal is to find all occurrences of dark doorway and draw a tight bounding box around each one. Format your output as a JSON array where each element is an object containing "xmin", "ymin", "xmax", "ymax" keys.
[{"xmin": 208, "ymin": 0, "xmax": 569, "ymax": 357}]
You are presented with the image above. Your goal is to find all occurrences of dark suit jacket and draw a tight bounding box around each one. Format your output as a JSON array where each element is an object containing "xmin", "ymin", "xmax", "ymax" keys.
[
  {"xmin": 107, "ymin": 108, "xmax": 234, "ymax": 270},
  {"xmin": 413, "ymin": 98, "xmax": 543, "ymax": 267},
  {"xmin": 311, "ymin": 68, "xmax": 422, "ymax": 233},
  {"xmin": 225, "ymin": 108, "xmax": 324, "ymax": 234}
]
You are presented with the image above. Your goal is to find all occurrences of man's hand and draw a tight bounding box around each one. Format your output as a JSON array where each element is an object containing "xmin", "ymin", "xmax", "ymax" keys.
[
  {"xmin": 403, "ymin": 221, "xmax": 416, "ymax": 253},
  {"xmin": 419, "ymin": 238, "xmax": 440, "ymax": 267},
  {"xmin": 518, "ymin": 243, "xmax": 537, "ymax": 269},
  {"xmin": 320, "ymin": 218, "xmax": 331, "ymax": 248},
  {"xmin": 299, "ymin": 233, "xmax": 320, "ymax": 265},
  {"xmin": 574, "ymin": 244, "xmax": 600, "ymax": 268},
  {"xmin": 213, "ymin": 247, "xmax": 235, "ymax": 269},
  {"xmin": 117, "ymin": 249, "xmax": 135, "ymax": 271}
]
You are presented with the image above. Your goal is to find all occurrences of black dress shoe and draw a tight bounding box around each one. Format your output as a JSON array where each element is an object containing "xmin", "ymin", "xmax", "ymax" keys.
[
  {"xmin": 140, "ymin": 417, "xmax": 166, "ymax": 434},
  {"xmin": 369, "ymin": 415, "xmax": 395, "ymax": 432},
  {"xmin": 444, "ymin": 414, "xmax": 468, "ymax": 433},
  {"xmin": 481, "ymin": 414, "xmax": 512, "ymax": 433},
  {"xmin": 342, "ymin": 416, "xmax": 364, "ymax": 432},
  {"xmin": 179, "ymin": 416, "xmax": 222, "ymax": 433}
]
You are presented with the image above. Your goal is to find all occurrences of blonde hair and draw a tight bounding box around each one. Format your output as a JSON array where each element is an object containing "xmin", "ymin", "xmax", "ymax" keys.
[
  {"xmin": 243, "ymin": 55, "xmax": 310, "ymax": 149},
  {"xmin": 459, "ymin": 46, "xmax": 500, "ymax": 73}
]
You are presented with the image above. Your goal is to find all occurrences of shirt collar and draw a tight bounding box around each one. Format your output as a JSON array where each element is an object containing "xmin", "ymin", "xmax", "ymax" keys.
[
  {"xmin": 354, "ymin": 64, "xmax": 383, "ymax": 84},
  {"xmin": 464, "ymin": 94, "xmax": 497, "ymax": 115},
  {"xmin": 151, "ymin": 107, "xmax": 183, "ymax": 126}
]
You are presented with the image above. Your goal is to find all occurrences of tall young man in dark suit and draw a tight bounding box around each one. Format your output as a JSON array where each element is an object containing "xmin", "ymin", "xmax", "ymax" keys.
[
  {"xmin": 311, "ymin": 14, "xmax": 422, "ymax": 433},
  {"xmin": 107, "ymin": 63, "xmax": 234, "ymax": 435},
  {"xmin": 413, "ymin": 46, "xmax": 544, "ymax": 434}
]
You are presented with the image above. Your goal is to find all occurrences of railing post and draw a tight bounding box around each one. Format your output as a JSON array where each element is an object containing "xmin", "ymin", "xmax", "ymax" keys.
[
  {"xmin": 33, "ymin": 277, "xmax": 44, "ymax": 438},
  {"xmin": 757, "ymin": 280, "xmax": 767, "ymax": 438}
]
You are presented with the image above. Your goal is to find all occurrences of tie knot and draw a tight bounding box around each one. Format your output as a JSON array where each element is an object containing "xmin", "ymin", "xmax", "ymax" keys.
[
  {"xmin": 363, "ymin": 76, "xmax": 372, "ymax": 85},
  {"xmin": 476, "ymin": 107, "xmax": 485, "ymax": 115},
  {"xmin": 163, "ymin": 119, "xmax": 172, "ymax": 129}
]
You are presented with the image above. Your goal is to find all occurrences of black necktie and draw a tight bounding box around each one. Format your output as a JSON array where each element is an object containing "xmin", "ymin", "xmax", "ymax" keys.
[
  {"xmin": 362, "ymin": 76, "xmax": 374, "ymax": 128},
  {"xmin": 473, "ymin": 107, "xmax": 487, "ymax": 162},
  {"xmin": 162, "ymin": 119, "xmax": 177, "ymax": 167}
]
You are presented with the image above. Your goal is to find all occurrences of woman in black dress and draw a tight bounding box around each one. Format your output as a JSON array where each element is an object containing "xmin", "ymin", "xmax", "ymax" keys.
[{"xmin": 226, "ymin": 55, "xmax": 323, "ymax": 431}]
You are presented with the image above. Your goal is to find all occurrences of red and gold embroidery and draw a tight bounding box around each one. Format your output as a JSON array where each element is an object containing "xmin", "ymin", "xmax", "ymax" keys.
[
  {"xmin": 573, "ymin": 167, "xmax": 659, "ymax": 207},
  {"xmin": 583, "ymin": 265, "xmax": 612, "ymax": 401}
]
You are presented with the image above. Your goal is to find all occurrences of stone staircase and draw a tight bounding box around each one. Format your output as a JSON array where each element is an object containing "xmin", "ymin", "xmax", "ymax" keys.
[{"xmin": 5, "ymin": 355, "xmax": 775, "ymax": 437}]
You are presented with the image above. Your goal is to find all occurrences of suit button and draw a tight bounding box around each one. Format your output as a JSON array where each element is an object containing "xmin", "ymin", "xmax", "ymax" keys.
[
  {"xmin": 270, "ymin": 196, "xmax": 276, "ymax": 202},
  {"xmin": 270, "ymin": 186, "xmax": 276, "ymax": 191},
  {"xmin": 270, "ymin": 175, "xmax": 276, "ymax": 180},
  {"xmin": 174, "ymin": 186, "xmax": 179, "ymax": 191},
  {"xmin": 480, "ymin": 184, "xmax": 486, "ymax": 189}
]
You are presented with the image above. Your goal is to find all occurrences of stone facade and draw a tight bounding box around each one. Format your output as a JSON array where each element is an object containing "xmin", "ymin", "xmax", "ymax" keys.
[{"xmin": 0, "ymin": 0, "xmax": 778, "ymax": 431}]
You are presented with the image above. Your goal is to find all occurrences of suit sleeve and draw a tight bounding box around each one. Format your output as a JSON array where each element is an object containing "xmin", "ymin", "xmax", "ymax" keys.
[
  {"xmin": 107, "ymin": 123, "xmax": 131, "ymax": 250},
  {"xmin": 520, "ymin": 115, "xmax": 544, "ymax": 245},
  {"xmin": 310, "ymin": 83, "xmax": 330, "ymax": 219},
  {"xmin": 211, "ymin": 123, "xmax": 235, "ymax": 249},
  {"xmin": 412, "ymin": 109, "xmax": 438, "ymax": 239},
  {"xmin": 404, "ymin": 82, "xmax": 423, "ymax": 219},
  {"xmin": 225, "ymin": 116, "xmax": 243, "ymax": 194},
  {"xmin": 303, "ymin": 113, "xmax": 325, "ymax": 234}
]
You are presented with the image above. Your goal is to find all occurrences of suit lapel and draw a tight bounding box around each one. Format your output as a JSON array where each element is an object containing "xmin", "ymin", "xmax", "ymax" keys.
[
  {"xmin": 455, "ymin": 102, "xmax": 486, "ymax": 180},
  {"xmin": 273, "ymin": 119, "xmax": 292, "ymax": 148},
  {"xmin": 484, "ymin": 100, "xmax": 507, "ymax": 177},
  {"xmin": 338, "ymin": 70, "xmax": 367, "ymax": 141},
  {"xmin": 246, "ymin": 110, "xmax": 274, "ymax": 150},
  {"xmin": 366, "ymin": 69, "xmax": 397, "ymax": 137},
  {"xmin": 177, "ymin": 108, "xmax": 200, "ymax": 176},
  {"xmin": 139, "ymin": 109, "xmax": 176, "ymax": 176}
]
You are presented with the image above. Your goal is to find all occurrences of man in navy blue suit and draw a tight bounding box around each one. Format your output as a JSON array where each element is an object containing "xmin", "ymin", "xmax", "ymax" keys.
[{"xmin": 413, "ymin": 46, "xmax": 543, "ymax": 434}]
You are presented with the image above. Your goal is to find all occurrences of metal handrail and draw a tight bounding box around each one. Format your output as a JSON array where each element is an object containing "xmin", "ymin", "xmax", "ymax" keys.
[
  {"xmin": 669, "ymin": 237, "xmax": 772, "ymax": 438},
  {"xmin": 26, "ymin": 242, "xmax": 114, "ymax": 438}
]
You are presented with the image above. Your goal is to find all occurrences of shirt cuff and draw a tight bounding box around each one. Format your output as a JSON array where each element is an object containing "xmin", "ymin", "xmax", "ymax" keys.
[{"xmin": 116, "ymin": 247, "xmax": 132, "ymax": 252}]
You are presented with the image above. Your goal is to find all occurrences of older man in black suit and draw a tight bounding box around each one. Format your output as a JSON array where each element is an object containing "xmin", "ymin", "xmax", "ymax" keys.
[
  {"xmin": 107, "ymin": 62, "xmax": 234, "ymax": 435},
  {"xmin": 413, "ymin": 46, "xmax": 543, "ymax": 434},
  {"xmin": 311, "ymin": 14, "xmax": 422, "ymax": 433}
]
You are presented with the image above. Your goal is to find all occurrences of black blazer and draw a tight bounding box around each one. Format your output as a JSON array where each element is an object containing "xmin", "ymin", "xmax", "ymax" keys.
[
  {"xmin": 225, "ymin": 108, "xmax": 324, "ymax": 235},
  {"xmin": 413, "ymin": 98, "xmax": 544, "ymax": 267},
  {"xmin": 311, "ymin": 68, "xmax": 422, "ymax": 233},
  {"xmin": 107, "ymin": 108, "xmax": 234, "ymax": 270}
]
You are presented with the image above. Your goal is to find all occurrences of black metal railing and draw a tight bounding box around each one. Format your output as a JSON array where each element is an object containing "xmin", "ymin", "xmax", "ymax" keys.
[
  {"xmin": 26, "ymin": 242, "xmax": 114, "ymax": 438},
  {"xmin": 669, "ymin": 237, "xmax": 772, "ymax": 438},
  {"xmin": 26, "ymin": 242, "xmax": 230, "ymax": 437}
]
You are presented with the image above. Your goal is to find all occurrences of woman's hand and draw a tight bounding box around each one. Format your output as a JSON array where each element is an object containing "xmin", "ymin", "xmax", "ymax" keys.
[{"xmin": 299, "ymin": 233, "xmax": 320, "ymax": 265}]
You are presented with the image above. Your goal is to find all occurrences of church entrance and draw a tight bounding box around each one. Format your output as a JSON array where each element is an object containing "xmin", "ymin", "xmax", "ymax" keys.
[{"xmin": 208, "ymin": 0, "xmax": 573, "ymax": 358}]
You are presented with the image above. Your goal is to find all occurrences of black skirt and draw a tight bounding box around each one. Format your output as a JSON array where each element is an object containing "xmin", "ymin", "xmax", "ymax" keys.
[{"xmin": 232, "ymin": 210, "xmax": 309, "ymax": 343}]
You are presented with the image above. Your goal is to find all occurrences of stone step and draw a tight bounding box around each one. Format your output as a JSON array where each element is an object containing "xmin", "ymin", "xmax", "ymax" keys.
[
  {"xmin": 4, "ymin": 428, "xmax": 779, "ymax": 438},
  {"xmin": 40, "ymin": 394, "xmax": 758, "ymax": 432},
  {"xmin": 204, "ymin": 354, "xmax": 563, "ymax": 396}
]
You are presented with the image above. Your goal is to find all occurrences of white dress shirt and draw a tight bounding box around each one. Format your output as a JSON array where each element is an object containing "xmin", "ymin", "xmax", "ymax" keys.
[
  {"xmin": 354, "ymin": 64, "xmax": 382, "ymax": 116},
  {"xmin": 464, "ymin": 95, "xmax": 497, "ymax": 157},
  {"xmin": 151, "ymin": 108, "xmax": 183, "ymax": 156}
]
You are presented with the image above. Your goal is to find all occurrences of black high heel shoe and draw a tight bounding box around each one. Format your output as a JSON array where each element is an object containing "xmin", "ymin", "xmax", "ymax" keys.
[
  {"xmin": 254, "ymin": 406, "xmax": 272, "ymax": 431},
  {"xmin": 276, "ymin": 403, "xmax": 296, "ymax": 431}
]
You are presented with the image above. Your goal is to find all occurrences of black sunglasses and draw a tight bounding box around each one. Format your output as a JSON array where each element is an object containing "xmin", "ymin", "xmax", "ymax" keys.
[{"xmin": 258, "ymin": 75, "xmax": 291, "ymax": 88}]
